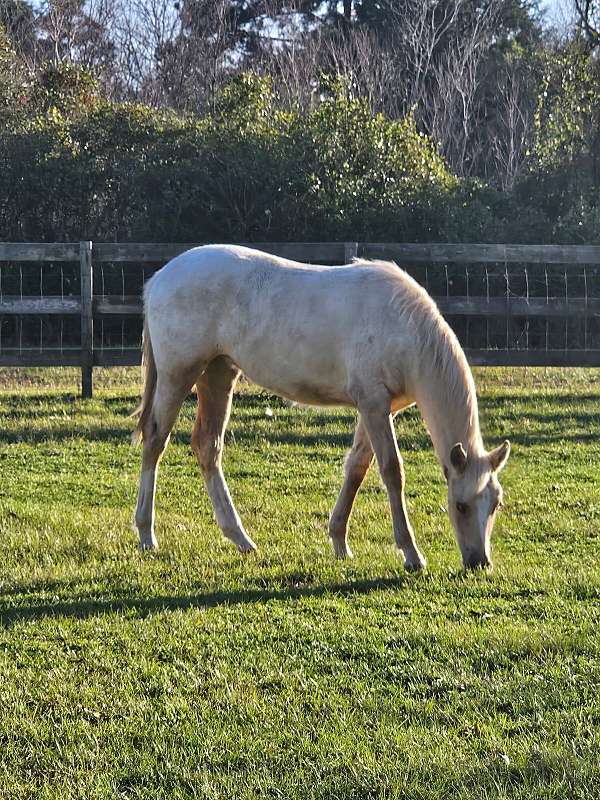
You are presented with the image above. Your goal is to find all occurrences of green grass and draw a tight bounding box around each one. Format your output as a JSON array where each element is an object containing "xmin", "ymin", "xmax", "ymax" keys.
[{"xmin": 0, "ymin": 366, "xmax": 599, "ymax": 799}]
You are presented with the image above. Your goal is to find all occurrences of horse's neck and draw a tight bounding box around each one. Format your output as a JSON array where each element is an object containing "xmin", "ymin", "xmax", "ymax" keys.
[{"xmin": 414, "ymin": 351, "xmax": 484, "ymax": 468}]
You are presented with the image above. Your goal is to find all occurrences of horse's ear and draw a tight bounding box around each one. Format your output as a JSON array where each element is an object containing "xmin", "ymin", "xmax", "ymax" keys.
[
  {"xmin": 450, "ymin": 442, "xmax": 468, "ymax": 473},
  {"xmin": 489, "ymin": 440, "xmax": 511, "ymax": 473}
]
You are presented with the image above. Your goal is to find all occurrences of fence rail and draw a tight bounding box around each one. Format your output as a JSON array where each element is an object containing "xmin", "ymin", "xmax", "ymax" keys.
[{"xmin": 1, "ymin": 241, "xmax": 599, "ymax": 396}]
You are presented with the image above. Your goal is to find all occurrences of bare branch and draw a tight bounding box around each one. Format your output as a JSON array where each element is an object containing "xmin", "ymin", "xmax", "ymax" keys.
[{"xmin": 574, "ymin": 0, "xmax": 600, "ymax": 48}]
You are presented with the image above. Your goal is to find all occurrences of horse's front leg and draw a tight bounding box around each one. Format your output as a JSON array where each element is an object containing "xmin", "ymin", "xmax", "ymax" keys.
[
  {"xmin": 356, "ymin": 390, "xmax": 426, "ymax": 571},
  {"xmin": 329, "ymin": 415, "xmax": 374, "ymax": 558}
]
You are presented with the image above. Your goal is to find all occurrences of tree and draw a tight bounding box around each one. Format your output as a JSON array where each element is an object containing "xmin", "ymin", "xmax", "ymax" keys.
[
  {"xmin": 487, "ymin": 52, "xmax": 536, "ymax": 189},
  {"xmin": 574, "ymin": 0, "xmax": 600, "ymax": 48},
  {"xmin": 0, "ymin": 22, "xmax": 28, "ymax": 116},
  {"xmin": 532, "ymin": 45, "xmax": 600, "ymax": 178},
  {"xmin": 34, "ymin": 0, "xmax": 116, "ymax": 71},
  {"xmin": 0, "ymin": 0, "xmax": 37, "ymax": 65}
]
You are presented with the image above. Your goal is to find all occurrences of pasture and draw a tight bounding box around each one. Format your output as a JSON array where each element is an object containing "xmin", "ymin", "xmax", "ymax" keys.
[{"xmin": 0, "ymin": 366, "xmax": 599, "ymax": 799}]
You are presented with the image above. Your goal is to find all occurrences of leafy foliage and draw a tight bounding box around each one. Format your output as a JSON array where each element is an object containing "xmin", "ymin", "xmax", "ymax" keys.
[
  {"xmin": 0, "ymin": 72, "xmax": 458, "ymax": 242},
  {"xmin": 2, "ymin": 1, "xmax": 600, "ymax": 244},
  {"xmin": 0, "ymin": 23, "xmax": 28, "ymax": 116},
  {"xmin": 532, "ymin": 47, "xmax": 600, "ymax": 173}
]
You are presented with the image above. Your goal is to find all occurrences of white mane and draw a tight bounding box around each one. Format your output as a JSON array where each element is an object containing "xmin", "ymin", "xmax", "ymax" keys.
[{"xmin": 353, "ymin": 257, "xmax": 482, "ymax": 458}]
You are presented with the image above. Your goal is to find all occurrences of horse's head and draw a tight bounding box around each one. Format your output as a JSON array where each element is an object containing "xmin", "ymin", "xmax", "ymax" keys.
[{"xmin": 445, "ymin": 440, "xmax": 510, "ymax": 570}]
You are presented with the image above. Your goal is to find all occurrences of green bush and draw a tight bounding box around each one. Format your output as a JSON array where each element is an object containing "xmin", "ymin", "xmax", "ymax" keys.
[
  {"xmin": 3, "ymin": 65, "xmax": 600, "ymax": 245},
  {"xmin": 1, "ymin": 72, "xmax": 458, "ymax": 242}
]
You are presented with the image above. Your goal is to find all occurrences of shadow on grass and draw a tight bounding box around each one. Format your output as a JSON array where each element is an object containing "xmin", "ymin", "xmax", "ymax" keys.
[
  {"xmin": 481, "ymin": 392, "xmax": 600, "ymax": 406},
  {"xmin": 0, "ymin": 424, "xmax": 598, "ymax": 457},
  {"xmin": 0, "ymin": 575, "xmax": 414, "ymax": 627},
  {"xmin": 2, "ymin": 390, "xmax": 599, "ymax": 449},
  {"xmin": 2, "ymin": 421, "xmax": 600, "ymax": 450},
  {"xmin": 0, "ymin": 424, "xmax": 356, "ymax": 448}
]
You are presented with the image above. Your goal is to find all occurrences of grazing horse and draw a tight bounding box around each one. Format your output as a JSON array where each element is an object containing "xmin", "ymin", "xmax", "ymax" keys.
[{"xmin": 133, "ymin": 245, "xmax": 510, "ymax": 570}]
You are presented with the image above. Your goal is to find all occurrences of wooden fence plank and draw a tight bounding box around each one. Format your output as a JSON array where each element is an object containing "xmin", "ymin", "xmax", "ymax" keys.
[
  {"xmin": 0, "ymin": 297, "xmax": 81, "ymax": 315},
  {"xmin": 436, "ymin": 297, "xmax": 600, "ymax": 317},
  {"xmin": 465, "ymin": 349, "xmax": 600, "ymax": 366},
  {"xmin": 92, "ymin": 295, "xmax": 600, "ymax": 319},
  {"xmin": 0, "ymin": 351, "xmax": 83, "ymax": 366},
  {"xmin": 360, "ymin": 243, "xmax": 600, "ymax": 264},
  {"xmin": 94, "ymin": 243, "xmax": 197, "ymax": 263},
  {"xmin": 94, "ymin": 242, "xmax": 347, "ymax": 263},
  {"xmin": 94, "ymin": 297, "xmax": 142, "ymax": 315},
  {"xmin": 3, "ymin": 241, "xmax": 600, "ymax": 265},
  {"xmin": 0, "ymin": 243, "xmax": 80, "ymax": 262}
]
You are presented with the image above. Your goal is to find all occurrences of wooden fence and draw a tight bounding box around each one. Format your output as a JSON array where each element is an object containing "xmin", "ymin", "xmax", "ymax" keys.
[{"xmin": 2, "ymin": 241, "xmax": 600, "ymax": 397}]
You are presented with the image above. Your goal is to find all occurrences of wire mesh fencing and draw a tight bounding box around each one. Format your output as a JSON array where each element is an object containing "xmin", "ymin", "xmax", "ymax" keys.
[
  {"xmin": 0, "ymin": 244, "xmax": 82, "ymax": 366},
  {"xmin": 93, "ymin": 259, "xmax": 151, "ymax": 357},
  {"xmin": 0, "ymin": 261, "xmax": 78, "ymax": 354},
  {"xmin": 406, "ymin": 261, "xmax": 600, "ymax": 352},
  {"xmin": 361, "ymin": 243, "xmax": 600, "ymax": 366}
]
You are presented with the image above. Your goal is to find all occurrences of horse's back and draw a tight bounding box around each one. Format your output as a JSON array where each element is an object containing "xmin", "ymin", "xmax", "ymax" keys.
[
  {"xmin": 144, "ymin": 245, "xmax": 432, "ymax": 403},
  {"xmin": 146, "ymin": 244, "xmax": 417, "ymax": 313}
]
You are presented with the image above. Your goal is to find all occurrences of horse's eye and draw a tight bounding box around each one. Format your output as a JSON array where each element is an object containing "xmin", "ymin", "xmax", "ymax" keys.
[{"xmin": 456, "ymin": 502, "xmax": 468, "ymax": 514}]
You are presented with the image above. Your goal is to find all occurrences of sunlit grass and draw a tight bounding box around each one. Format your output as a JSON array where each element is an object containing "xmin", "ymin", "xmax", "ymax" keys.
[{"xmin": 0, "ymin": 367, "xmax": 598, "ymax": 799}]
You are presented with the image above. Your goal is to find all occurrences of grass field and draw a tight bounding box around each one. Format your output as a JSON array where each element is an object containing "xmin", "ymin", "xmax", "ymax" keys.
[{"xmin": 0, "ymin": 366, "xmax": 599, "ymax": 799}]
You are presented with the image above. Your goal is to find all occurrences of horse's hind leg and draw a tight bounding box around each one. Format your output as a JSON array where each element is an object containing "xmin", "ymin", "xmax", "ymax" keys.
[
  {"xmin": 329, "ymin": 416, "xmax": 374, "ymax": 558},
  {"xmin": 135, "ymin": 377, "xmax": 191, "ymax": 550},
  {"xmin": 192, "ymin": 357, "xmax": 256, "ymax": 554}
]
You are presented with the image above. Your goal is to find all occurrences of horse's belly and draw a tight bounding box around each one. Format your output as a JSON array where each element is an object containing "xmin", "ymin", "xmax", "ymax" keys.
[
  {"xmin": 236, "ymin": 353, "xmax": 352, "ymax": 407},
  {"xmin": 270, "ymin": 381, "xmax": 351, "ymax": 406}
]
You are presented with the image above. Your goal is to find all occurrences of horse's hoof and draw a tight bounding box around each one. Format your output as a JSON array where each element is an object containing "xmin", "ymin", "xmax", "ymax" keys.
[
  {"xmin": 237, "ymin": 541, "xmax": 257, "ymax": 555},
  {"xmin": 223, "ymin": 527, "xmax": 256, "ymax": 554},
  {"xmin": 139, "ymin": 539, "xmax": 158, "ymax": 552},
  {"xmin": 234, "ymin": 534, "xmax": 257, "ymax": 554},
  {"xmin": 404, "ymin": 558, "xmax": 426, "ymax": 572},
  {"xmin": 331, "ymin": 541, "xmax": 353, "ymax": 559}
]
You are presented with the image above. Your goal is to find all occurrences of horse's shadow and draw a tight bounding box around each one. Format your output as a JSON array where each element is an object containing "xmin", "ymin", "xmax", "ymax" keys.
[{"xmin": 0, "ymin": 575, "xmax": 419, "ymax": 628}]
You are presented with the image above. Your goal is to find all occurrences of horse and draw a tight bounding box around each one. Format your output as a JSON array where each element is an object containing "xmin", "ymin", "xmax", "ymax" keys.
[{"xmin": 133, "ymin": 244, "xmax": 510, "ymax": 570}]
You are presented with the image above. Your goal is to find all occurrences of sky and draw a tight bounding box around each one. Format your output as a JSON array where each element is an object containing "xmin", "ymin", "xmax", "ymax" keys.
[{"xmin": 541, "ymin": 0, "xmax": 577, "ymax": 29}]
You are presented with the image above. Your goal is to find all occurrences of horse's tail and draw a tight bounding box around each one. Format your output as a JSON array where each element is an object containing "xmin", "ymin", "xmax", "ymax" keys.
[{"xmin": 131, "ymin": 314, "xmax": 157, "ymax": 445}]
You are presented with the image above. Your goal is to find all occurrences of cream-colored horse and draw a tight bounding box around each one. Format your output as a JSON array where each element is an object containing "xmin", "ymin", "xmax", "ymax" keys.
[{"xmin": 133, "ymin": 245, "xmax": 510, "ymax": 570}]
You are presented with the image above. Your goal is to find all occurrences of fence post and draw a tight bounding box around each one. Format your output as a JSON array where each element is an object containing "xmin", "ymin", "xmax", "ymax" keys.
[
  {"xmin": 344, "ymin": 242, "xmax": 358, "ymax": 263},
  {"xmin": 80, "ymin": 240, "xmax": 93, "ymax": 398}
]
